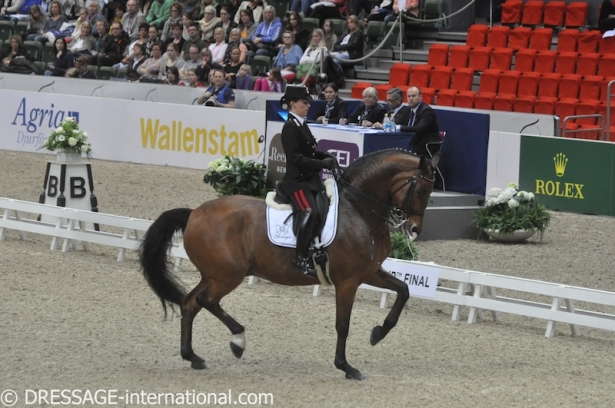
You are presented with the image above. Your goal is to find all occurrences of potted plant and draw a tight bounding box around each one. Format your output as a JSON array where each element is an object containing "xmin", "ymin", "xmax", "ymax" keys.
[
  {"xmin": 473, "ymin": 183, "xmax": 551, "ymax": 242},
  {"xmin": 203, "ymin": 155, "xmax": 268, "ymax": 198},
  {"xmin": 40, "ymin": 117, "xmax": 92, "ymax": 163},
  {"xmin": 389, "ymin": 231, "xmax": 418, "ymax": 260}
]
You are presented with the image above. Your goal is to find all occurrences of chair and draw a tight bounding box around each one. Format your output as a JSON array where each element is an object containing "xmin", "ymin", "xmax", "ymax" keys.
[
  {"xmin": 302, "ymin": 17, "xmax": 320, "ymax": 32},
  {"xmin": 514, "ymin": 48, "xmax": 536, "ymax": 72},
  {"xmin": 41, "ymin": 42, "xmax": 55, "ymax": 64},
  {"xmin": 534, "ymin": 50, "xmax": 556, "ymax": 74},
  {"xmin": 474, "ymin": 93, "xmax": 496, "ymax": 110},
  {"xmin": 508, "ymin": 26, "xmax": 532, "ymax": 51},
  {"xmin": 501, "ymin": 0, "xmax": 523, "ymax": 25},
  {"xmin": 425, "ymin": 131, "xmax": 446, "ymax": 191},
  {"xmin": 555, "ymin": 51, "xmax": 578, "ymax": 75},
  {"xmin": 429, "ymin": 65, "xmax": 453, "ymax": 90},
  {"xmin": 249, "ymin": 56, "xmax": 270, "ymax": 76},
  {"xmin": 0, "ymin": 20, "xmax": 13, "ymax": 42},
  {"xmin": 578, "ymin": 75, "xmax": 603, "ymax": 101},
  {"xmin": 537, "ymin": 73, "xmax": 561, "ymax": 99},
  {"xmin": 374, "ymin": 83, "xmax": 392, "ymax": 101},
  {"xmin": 543, "ymin": 1, "xmax": 566, "ymax": 27},
  {"xmin": 598, "ymin": 55, "xmax": 615, "ymax": 78},
  {"xmin": 14, "ymin": 21, "xmax": 28, "ymax": 36},
  {"xmin": 331, "ymin": 19, "xmax": 346, "ymax": 37},
  {"xmin": 487, "ymin": 25, "xmax": 510, "ymax": 49},
  {"xmin": 578, "ymin": 30, "xmax": 601, "ymax": 53},
  {"xmin": 381, "ymin": 22, "xmax": 400, "ymax": 50},
  {"xmin": 600, "ymin": 37, "xmax": 615, "ymax": 56},
  {"xmin": 97, "ymin": 66, "xmax": 115, "ymax": 80},
  {"xmin": 556, "ymin": 99, "xmax": 578, "ymax": 130},
  {"xmin": 565, "ymin": 2, "xmax": 588, "ymax": 28},
  {"xmin": 499, "ymin": 70, "xmax": 521, "ymax": 95},
  {"xmin": 493, "ymin": 94, "xmax": 516, "ymax": 111},
  {"xmin": 468, "ymin": 46, "xmax": 491, "ymax": 72},
  {"xmin": 350, "ymin": 82, "xmax": 372, "ymax": 99},
  {"xmin": 87, "ymin": 65, "xmax": 98, "ymax": 78},
  {"xmin": 533, "ymin": 97, "xmax": 557, "ymax": 114},
  {"xmin": 576, "ymin": 100, "xmax": 601, "ymax": 126},
  {"xmin": 557, "ymin": 29, "xmax": 579, "ymax": 52},
  {"xmin": 409, "ymin": 64, "xmax": 432, "ymax": 88},
  {"xmin": 558, "ymin": 74, "xmax": 581, "ymax": 100},
  {"xmin": 454, "ymin": 90, "xmax": 477, "ymax": 109},
  {"xmin": 600, "ymin": 76, "xmax": 615, "ymax": 103},
  {"xmin": 427, "ymin": 43, "xmax": 449, "ymax": 66},
  {"xmin": 389, "ymin": 63, "xmax": 412, "ymax": 86},
  {"xmin": 478, "ymin": 69, "xmax": 501, "ymax": 95},
  {"xmin": 576, "ymin": 53, "xmax": 599, "ymax": 76},
  {"xmin": 490, "ymin": 47, "xmax": 513, "ymax": 71},
  {"xmin": 23, "ymin": 40, "xmax": 42, "ymax": 61},
  {"xmin": 270, "ymin": 0, "xmax": 289, "ymax": 20},
  {"xmin": 466, "ymin": 24, "xmax": 488, "ymax": 47},
  {"xmin": 450, "ymin": 67, "xmax": 474, "ymax": 91},
  {"xmin": 513, "ymin": 95, "xmax": 536, "ymax": 113},
  {"xmin": 521, "ymin": 1, "xmax": 544, "ymax": 27},
  {"xmin": 529, "ymin": 27, "xmax": 552, "ymax": 51},
  {"xmin": 365, "ymin": 21, "xmax": 384, "ymax": 49},
  {"xmin": 518, "ymin": 71, "xmax": 541, "ymax": 97},
  {"xmin": 448, "ymin": 45, "xmax": 470, "ymax": 69},
  {"xmin": 435, "ymin": 90, "xmax": 456, "ymax": 106}
]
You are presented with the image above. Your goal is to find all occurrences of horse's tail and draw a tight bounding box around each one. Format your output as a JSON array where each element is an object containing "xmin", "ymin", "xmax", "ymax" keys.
[{"xmin": 139, "ymin": 207, "xmax": 192, "ymax": 318}]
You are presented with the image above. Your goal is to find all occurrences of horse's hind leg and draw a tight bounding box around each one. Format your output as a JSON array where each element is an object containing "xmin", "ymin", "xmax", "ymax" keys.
[
  {"xmin": 363, "ymin": 267, "xmax": 410, "ymax": 346},
  {"xmin": 180, "ymin": 282, "xmax": 208, "ymax": 370},
  {"xmin": 333, "ymin": 282, "xmax": 364, "ymax": 380}
]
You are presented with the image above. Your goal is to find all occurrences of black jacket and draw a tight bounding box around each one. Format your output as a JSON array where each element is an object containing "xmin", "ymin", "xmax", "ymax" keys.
[
  {"xmin": 398, "ymin": 102, "xmax": 441, "ymax": 157},
  {"xmin": 316, "ymin": 97, "xmax": 348, "ymax": 124},
  {"xmin": 349, "ymin": 103, "xmax": 385, "ymax": 125},
  {"xmin": 280, "ymin": 115, "xmax": 329, "ymax": 196},
  {"xmin": 332, "ymin": 30, "xmax": 364, "ymax": 60}
]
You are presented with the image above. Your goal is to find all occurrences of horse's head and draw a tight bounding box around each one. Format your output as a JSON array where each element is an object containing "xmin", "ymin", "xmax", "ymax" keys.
[{"xmin": 390, "ymin": 153, "xmax": 439, "ymax": 241}]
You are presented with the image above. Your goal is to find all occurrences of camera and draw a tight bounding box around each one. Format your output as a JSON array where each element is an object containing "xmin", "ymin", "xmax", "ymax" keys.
[{"xmin": 205, "ymin": 96, "xmax": 217, "ymax": 107}]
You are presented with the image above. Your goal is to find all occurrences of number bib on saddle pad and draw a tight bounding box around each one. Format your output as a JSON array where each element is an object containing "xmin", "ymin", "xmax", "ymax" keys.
[{"xmin": 265, "ymin": 179, "xmax": 339, "ymax": 248}]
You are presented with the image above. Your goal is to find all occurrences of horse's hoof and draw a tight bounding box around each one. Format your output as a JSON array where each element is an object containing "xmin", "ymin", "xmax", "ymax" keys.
[
  {"xmin": 344, "ymin": 368, "xmax": 364, "ymax": 381},
  {"xmin": 190, "ymin": 359, "xmax": 207, "ymax": 370},
  {"xmin": 370, "ymin": 325, "xmax": 382, "ymax": 346},
  {"xmin": 230, "ymin": 341, "xmax": 244, "ymax": 359}
]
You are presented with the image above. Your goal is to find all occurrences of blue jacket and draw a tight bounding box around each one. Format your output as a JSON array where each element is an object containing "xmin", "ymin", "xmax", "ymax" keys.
[{"xmin": 252, "ymin": 18, "xmax": 282, "ymax": 45}]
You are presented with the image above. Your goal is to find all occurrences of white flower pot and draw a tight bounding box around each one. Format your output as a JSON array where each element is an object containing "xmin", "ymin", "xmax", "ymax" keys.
[
  {"xmin": 483, "ymin": 228, "xmax": 536, "ymax": 243},
  {"xmin": 56, "ymin": 150, "xmax": 82, "ymax": 164}
]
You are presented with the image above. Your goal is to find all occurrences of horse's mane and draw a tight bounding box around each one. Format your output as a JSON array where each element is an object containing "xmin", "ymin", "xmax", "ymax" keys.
[{"xmin": 341, "ymin": 148, "xmax": 418, "ymax": 182}]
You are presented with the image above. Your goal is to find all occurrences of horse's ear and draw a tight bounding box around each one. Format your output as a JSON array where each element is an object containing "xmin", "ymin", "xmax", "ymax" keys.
[{"xmin": 430, "ymin": 152, "xmax": 441, "ymax": 169}]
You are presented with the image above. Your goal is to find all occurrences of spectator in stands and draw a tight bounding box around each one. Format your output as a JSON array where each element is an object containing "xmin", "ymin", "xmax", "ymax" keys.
[
  {"xmin": 208, "ymin": 26, "xmax": 227, "ymax": 64},
  {"xmin": 316, "ymin": 82, "xmax": 347, "ymax": 124},
  {"xmin": 386, "ymin": 0, "xmax": 419, "ymax": 23},
  {"xmin": 67, "ymin": 55, "xmax": 95, "ymax": 78},
  {"xmin": 223, "ymin": 46, "xmax": 242, "ymax": 87},
  {"xmin": 365, "ymin": 0, "xmax": 393, "ymax": 22},
  {"xmin": 88, "ymin": 18, "xmax": 110, "ymax": 63},
  {"xmin": 397, "ymin": 86, "xmax": 441, "ymax": 157},
  {"xmin": 308, "ymin": 0, "xmax": 349, "ymax": 27},
  {"xmin": 290, "ymin": 0, "xmax": 315, "ymax": 17},
  {"xmin": 125, "ymin": 42, "xmax": 147, "ymax": 80},
  {"xmin": 234, "ymin": 0, "xmax": 264, "ymax": 25},
  {"xmin": 84, "ymin": 1, "xmax": 103, "ymax": 24},
  {"xmin": 113, "ymin": 23, "xmax": 148, "ymax": 71},
  {"xmin": 122, "ymin": 0, "xmax": 147, "ymax": 41},
  {"xmin": 330, "ymin": 14, "xmax": 363, "ymax": 69},
  {"xmin": 322, "ymin": 18, "xmax": 336, "ymax": 51},
  {"xmin": 295, "ymin": 28, "xmax": 327, "ymax": 90},
  {"xmin": 251, "ymin": 5, "xmax": 282, "ymax": 58},
  {"xmin": 222, "ymin": 28, "xmax": 247, "ymax": 66},
  {"xmin": 179, "ymin": 43, "xmax": 200, "ymax": 80},
  {"xmin": 195, "ymin": 46, "xmax": 220, "ymax": 83},
  {"xmin": 25, "ymin": 5, "xmax": 48, "ymax": 40},
  {"xmin": 1, "ymin": 34, "xmax": 36, "ymax": 73},
  {"xmin": 214, "ymin": 5, "xmax": 237, "ymax": 42},
  {"xmin": 285, "ymin": 11, "xmax": 309, "ymax": 51},
  {"xmin": 109, "ymin": 3, "xmax": 125, "ymax": 33},
  {"xmin": 237, "ymin": 8, "xmax": 257, "ymax": 50},
  {"xmin": 68, "ymin": 21, "xmax": 95, "ymax": 56},
  {"xmin": 599, "ymin": 0, "xmax": 615, "ymax": 33},
  {"xmin": 349, "ymin": 86, "xmax": 385, "ymax": 127},
  {"xmin": 181, "ymin": 12, "xmax": 193, "ymax": 40},
  {"xmin": 145, "ymin": 24, "xmax": 159, "ymax": 55},
  {"xmin": 350, "ymin": 0, "xmax": 372, "ymax": 17},
  {"xmin": 44, "ymin": 36, "xmax": 75, "ymax": 76},
  {"xmin": 61, "ymin": 0, "xmax": 84, "ymax": 20},
  {"xmin": 182, "ymin": 21, "xmax": 206, "ymax": 58},
  {"xmin": 181, "ymin": 68, "xmax": 204, "ymax": 86},
  {"xmin": 29, "ymin": 1, "xmax": 67, "ymax": 44},
  {"xmin": 198, "ymin": 5, "xmax": 217, "ymax": 45},
  {"xmin": 182, "ymin": 0, "xmax": 200, "ymax": 20},
  {"xmin": 372, "ymin": 87, "xmax": 407, "ymax": 129},
  {"xmin": 164, "ymin": 65, "xmax": 180, "ymax": 84},
  {"xmin": 147, "ymin": 0, "xmax": 172, "ymax": 30},
  {"xmin": 95, "ymin": 21, "xmax": 129, "ymax": 67},
  {"xmin": 137, "ymin": 40, "xmax": 163, "ymax": 80},
  {"xmin": 223, "ymin": 0, "xmax": 239, "ymax": 20},
  {"xmin": 273, "ymin": 30, "xmax": 302, "ymax": 79},
  {"xmin": 197, "ymin": 0, "xmax": 220, "ymax": 19},
  {"xmin": 69, "ymin": 7, "xmax": 88, "ymax": 41},
  {"xmin": 253, "ymin": 66, "xmax": 283, "ymax": 92},
  {"xmin": 158, "ymin": 42, "xmax": 184, "ymax": 80},
  {"xmin": 198, "ymin": 68, "xmax": 236, "ymax": 108},
  {"xmin": 160, "ymin": 2, "xmax": 182, "ymax": 41},
  {"xmin": 1, "ymin": 0, "xmax": 44, "ymax": 16},
  {"xmin": 235, "ymin": 63, "xmax": 251, "ymax": 89},
  {"xmin": 163, "ymin": 22, "xmax": 185, "ymax": 52}
]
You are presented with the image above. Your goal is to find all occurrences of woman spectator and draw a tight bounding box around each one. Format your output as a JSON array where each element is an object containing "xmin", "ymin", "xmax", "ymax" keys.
[
  {"xmin": 198, "ymin": 5, "xmax": 218, "ymax": 44},
  {"xmin": 87, "ymin": 18, "xmax": 110, "ymax": 64},
  {"xmin": 316, "ymin": 82, "xmax": 347, "ymax": 124},
  {"xmin": 235, "ymin": 63, "xmax": 251, "ymax": 90},
  {"xmin": 349, "ymin": 86, "xmax": 385, "ymax": 126},
  {"xmin": 330, "ymin": 14, "xmax": 363, "ymax": 68},
  {"xmin": 290, "ymin": 0, "xmax": 315, "ymax": 17},
  {"xmin": 295, "ymin": 28, "xmax": 326, "ymax": 90},
  {"xmin": 25, "ymin": 5, "xmax": 48, "ymax": 41},
  {"xmin": 145, "ymin": 24, "xmax": 159, "ymax": 56},
  {"xmin": 237, "ymin": 8, "xmax": 257, "ymax": 49},
  {"xmin": 208, "ymin": 26, "xmax": 227, "ymax": 64},
  {"xmin": 0, "ymin": 34, "xmax": 39, "ymax": 75},
  {"xmin": 253, "ymin": 66, "xmax": 283, "ymax": 92},
  {"xmin": 109, "ymin": 3, "xmax": 125, "ymax": 33},
  {"xmin": 163, "ymin": 22, "xmax": 185, "ymax": 54},
  {"xmin": 84, "ymin": 1, "xmax": 103, "ymax": 23},
  {"xmin": 181, "ymin": 11, "xmax": 194, "ymax": 40},
  {"xmin": 44, "ymin": 36, "xmax": 75, "ymax": 76},
  {"xmin": 67, "ymin": 21, "xmax": 95, "ymax": 56},
  {"xmin": 221, "ymin": 27, "xmax": 246, "ymax": 66},
  {"xmin": 223, "ymin": 45, "xmax": 241, "ymax": 88},
  {"xmin": 157, "ymin": 42, "xmax": 185, "ymax": 80},
  {"xmin": 233, "ymin": 0, "xmax": 264, "ymax": 24},
  {"xmin": 164, "ymin": 65, "xmax": 180, "ymax": 84},
  {"xmin": 308, "ymin": 0, "xmax": 349, "ymax": 27},
  {"xmin": 147, "ymin": 0, "xmax": 172, "ymax": 30},
  {"xmin": 137, "ymin": 40, "xmax": 163, "ymax": 80},
  {"xmin": 273, "ymin": 30, "xmax": 302, "ymax": 80},
  {"xmin": 285, "ymin": 11, "xmax": 309, "ymax": 52},
  {"xmin": 30, "ymin": 1, "xmax": 68, "ymax": 45},
  {"xmin": 195, "ymin": 46, "xmax": 220, "ymax": 83},
  {"xmin": 194, "ymin": 0, "xmax": 218, "ymax": 20},
  {"xmin": 160, "ymin": 2, "xmax": 182, "ymax": 41},
  {"xmin": 113, "ymin": 22, "xmax": 148, "ymax": 71},
  {"xmin": 322, "ymin": 18, "xmax": 337, "ymax": 51},
  {"xmin": 213, "ymin": 5, "xmax": 237, "ymax": 42},
  {"xmin": 124, "ymin": 42, "xmax": 147, "ymax": 80},
  {"xmin": 69, "ymin": 7, "xmax": 88, "ymax": 41}
]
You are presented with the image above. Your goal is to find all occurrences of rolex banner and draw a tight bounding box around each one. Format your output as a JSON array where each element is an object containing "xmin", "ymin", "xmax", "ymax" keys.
[{"xmin": 519, "ymin": 136, "xmax": 613, "ymax": 216}]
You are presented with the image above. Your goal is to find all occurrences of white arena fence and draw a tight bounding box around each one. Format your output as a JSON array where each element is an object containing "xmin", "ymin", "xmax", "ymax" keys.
[{"xmin": 2, "ymin": 197, "xmax": 615, "ymax": 339}]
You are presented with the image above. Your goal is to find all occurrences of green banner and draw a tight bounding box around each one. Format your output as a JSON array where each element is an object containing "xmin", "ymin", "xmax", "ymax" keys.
[{"xmin": 519, "ymin": 136, "xmax": 614, "ymax": 216}]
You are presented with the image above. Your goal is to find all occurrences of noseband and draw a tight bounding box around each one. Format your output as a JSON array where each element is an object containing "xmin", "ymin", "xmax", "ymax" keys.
[{"xmin": 389, "ymin": 170, "xmax": 436, "ymax": 226}]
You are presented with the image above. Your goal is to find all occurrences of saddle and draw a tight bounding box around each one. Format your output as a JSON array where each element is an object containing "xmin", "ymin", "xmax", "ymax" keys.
[{"xmin": 274, "ymin": 181, "xmax": 331, "ymax": 240}]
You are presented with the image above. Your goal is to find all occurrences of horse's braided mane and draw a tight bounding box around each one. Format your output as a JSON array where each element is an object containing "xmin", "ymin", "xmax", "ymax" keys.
[{"xmin": 341, "ymin": 148, "xmax": 417, "ymax": 182}]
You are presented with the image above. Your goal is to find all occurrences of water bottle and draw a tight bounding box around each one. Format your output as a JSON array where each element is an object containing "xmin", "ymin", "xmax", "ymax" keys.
[{"xmin": 384, "ymin": 114, "xmax": 394, "ymax": 132}]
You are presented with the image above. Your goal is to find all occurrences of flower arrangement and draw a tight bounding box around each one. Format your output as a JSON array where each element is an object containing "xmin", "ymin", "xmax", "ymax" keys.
[
  {"xmin": 473, "ymin": 183, "xmax": 551, "ymax": 241},
  {"xmin": 203, "ymin": 155, "xmax": 268, "ymax": 197},
  {"xmin": 389, "ymin": 231, "xmax": 419, "ymax": 260},
  {"xmin": 41, "ymin": 117, "xmax": 92, "ymax": 156}
]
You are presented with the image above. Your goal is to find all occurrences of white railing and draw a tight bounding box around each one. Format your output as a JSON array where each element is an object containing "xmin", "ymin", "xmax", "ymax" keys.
[{"xmin": 2, "ymin": 197, "xmax": 614, "ymax": 338}]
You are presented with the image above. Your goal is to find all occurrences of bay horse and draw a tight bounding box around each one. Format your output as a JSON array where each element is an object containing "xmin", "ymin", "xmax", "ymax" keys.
[{"xmin": 139, "ymin": 149, "xmax": 439, "ymax": 380}]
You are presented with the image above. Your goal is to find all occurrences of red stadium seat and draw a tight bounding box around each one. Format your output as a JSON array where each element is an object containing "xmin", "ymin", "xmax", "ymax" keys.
[
  {"xmin": 600, "ymin": 36, "xmax": 615, "ymax": 56},
  {"xmin": 576, "ymin": 100, "xmax": 601, "ymax": 126},
  {"xmin": 454, "ymin": 90, "xmax": 477, "ymax": 108},
  {"xmin": 490, "ymin": 47, "xmax": 513, "ymax": 70},
  {"xmin": 420, "ymin": 88, "xmax": 436, "ymax": 104},
  {"xmin": 543, "ymin": 1, "xmax": 566, "ymax": 27},
  {"xmin": 529, "ymin": 27, "xmax": 553, "ymax": 51},
  {"xmin": 508, "ymin": 27, "xmax": 532, "ymax": 51},
  {"xmin": 514, "ymin": 48, "xmax": 537, "ymax": 72},
  {"xmin": 556, "ymin": 99, "xmax": 578, "ymax": 130},
  {"xmin": 537, "ymin": 73, "xmax": 561, "ymax": 98},
  {"xmin": 478, "ymin": 69, "xmax": 501, "ymax": 95},
  {"xmin": 513, "ymin": 95, "xmax": 536, "ymax": 113},
  {"xmin": 409, "ymin": 64, "xmax": 432, "ymax": 88},
  {"xmin": 450, "ymin": 67, "xmax": 474, "ymax": 91},
  {"xmin": 522, "ymin": 1, "xmax": 544, "ymax": 26},
  {"xmin": 499, "ymin": 70, "xmax": 522, "ymax": 95},
  {"xmin": 600, "ymin": 76, "xmax": 615, "ymax": 103},
  {"xmin": 557, "ymin": 29, "xmax": 579, "ymax": 52},
  {"xmin": 579, "ymin": 75, "xmax": 603, "ymax": 101},
  {"xmin": 502, "ymin": 0, "xmax": 523, "ymax": 25},
  {"xmin": 448, "ymin": 45, "xmax": 471, "ymax": 68},
  {"xmin": 565, "ymin": 2, "xmax": 588, "ymax": 28},
  {"xmin": 468, "ymin": 46, "xmax": 492, "ymax": 72},
  {"xmin": 374, "ymin": 84, "xmax": 393, "ymax": 101},
  {"xmin": 475, "ymin": 93, "xmax": 496, "ymax": 110},
  {"xmin": 487, "ymin": 25, "xmax": 510, "ymax": 49},
  {"xmin": 555, "ymin": 51, "xmax": 578, "ymax": 75},
  {"xmin": 558, "ymin": 74, "xmax": 581, "ymax": 100},
  {"xmin": 466, "ymin": 25, "xmax": 489, "ymax": 48},
  {"xmin": 598, "ymin": 55, "xmax": 615, "ymax": 79},
  {"xmin": 429, "ymin": 66, "xmax": 454, "ymax": 89},
  {"xmin": 534, "ymin": 97, "xmax": 557, "ymax": 114},
  {"xmin": 427, "ymin": 43, "xmax": 450, "ymax": 66},
  {"xmin": 389, "ymin": 63, "xmax": 412, "ymax": 87},
  {"xmin": 435, "ymin": 89, "xmax": 457, "ymax": 106},
  {"xmin": 576, "ymin": 53, "xmax": 600, "ymax": 76},
  {"xmin": 534, "ymin": 50, "xmax": 557, "ymax": 74},
  {"xmin": 351, "ymin": 82, "xmax": 372, "ymax": 99},
  {"xmin": 493, "ymin": 94, "xmax": 516, "ymax": 112},
  {"xmin": 518, "ymin": 71, "xmax": 541, "ymax": 97},
  {"xmin": 578, "ymin": 30, "xmax": 601, "ymax": 53}
]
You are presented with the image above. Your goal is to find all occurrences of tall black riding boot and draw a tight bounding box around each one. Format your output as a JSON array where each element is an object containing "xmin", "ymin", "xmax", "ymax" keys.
[{"xmin": 293, "ymin": 209, "xmax": 317, "ymax": 278}]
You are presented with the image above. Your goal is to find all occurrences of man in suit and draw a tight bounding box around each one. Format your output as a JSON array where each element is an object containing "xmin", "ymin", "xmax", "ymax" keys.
[
  {"xmin": 373, "ymin": 87, "xmax": 409, "ymax": 129},
  {"xmin": 349, "ymin": 86, "xmax": 386, "ymax": 127},
  {"xmin": 397, "ymin": 86, "xmax": 441, "ymax": 157}
]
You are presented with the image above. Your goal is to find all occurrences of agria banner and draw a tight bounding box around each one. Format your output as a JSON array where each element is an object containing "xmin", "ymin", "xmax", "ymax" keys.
[{"xmin": 519, "ymin": 136, "xmax": 614, "ymax": 216}]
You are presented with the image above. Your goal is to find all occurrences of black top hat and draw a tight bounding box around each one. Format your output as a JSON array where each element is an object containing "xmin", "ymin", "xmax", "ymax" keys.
[{"xmin": 280, "ymin": 85, "xmax": 312, "ymax": 110}]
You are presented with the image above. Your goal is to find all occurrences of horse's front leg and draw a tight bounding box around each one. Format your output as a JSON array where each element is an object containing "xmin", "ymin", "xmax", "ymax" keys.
[
  {"xmin": 333, "ymin": 282, "xmax": 363, "ymax": 380},
  {"xmin": 363, "ymin": 267, "xmax": 410, "ymax": 346}
]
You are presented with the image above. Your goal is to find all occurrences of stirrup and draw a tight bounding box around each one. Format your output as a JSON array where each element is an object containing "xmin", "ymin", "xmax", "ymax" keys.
[{"xmin": 293, "ymin": 256, "xmax": 317, "ymax": 278}]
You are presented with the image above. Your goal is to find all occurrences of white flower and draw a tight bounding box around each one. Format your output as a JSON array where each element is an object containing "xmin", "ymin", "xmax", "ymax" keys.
[
  {"xmin": 486, "ymin": 197, "xmax": 496, "ymax": 207},
  {"xmin": 73, "ymin": 130, "xmax": 79, "ymax": 135},
  {"xmin": 83, "ymin": 132, "xmax": 88, "ymax": 137},
  {"xmin": 487, "ymin": 188, "xmax": 502, "ymax": 199},
  {"xmin": 216, "ymin": 164, "xmax": 228, "ymax": 172},
  {"xmin": 81, "ymin": 145, "xmax": 88, "ymax": 153},
  {"xmin": 66, "ymin": 117, "xmax": 76, "ymax": 123},
  {"xmin": 508, "ymin": 198, "xmax": 520, "ymax": 208},
  {"xmin": 68, "ymin": 137, "xmax": 77, "ymax": 146},
  {"xmin": 57, "ymin": 135, "xmax": 65, "ymax": 142},
  {"xmin": 526, "ymin": 192, "xmax": 534, "ymax": 201},
  {"xmin": 56, "ymin": 127, "xmax": 64, "ymax": 134},
  {"xmin": 507, "ymin": 182, "xmax": 519, "ymax": 189}
]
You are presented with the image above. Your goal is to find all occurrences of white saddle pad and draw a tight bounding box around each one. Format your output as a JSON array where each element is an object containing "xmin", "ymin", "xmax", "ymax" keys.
[{"xmin": 266, "ymin": 178, "xmax": 339, "ymax": 248}]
